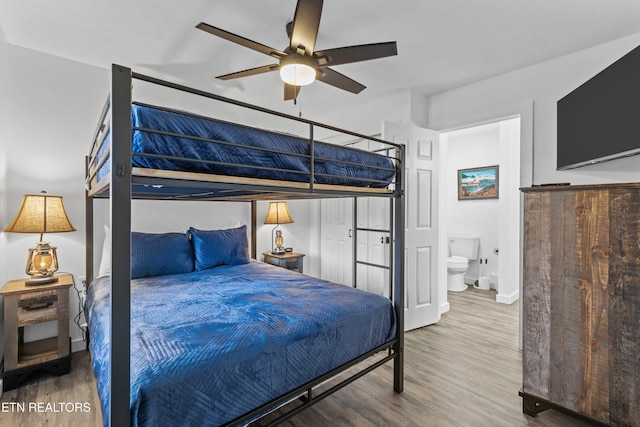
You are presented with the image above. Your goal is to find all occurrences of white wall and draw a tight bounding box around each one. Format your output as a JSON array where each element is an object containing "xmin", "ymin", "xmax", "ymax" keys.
[
  {"xmin": 1, "ymin": 46, "xmax": 108, "ymax": 352},
  {"xmin": 312, "ymin": 89, "xmax": 413, "ymax": 138},
  {"xmin": 0, "ymin": 45, "xmax": 345, "ymax": 354},
  {"xmin": 428, "ymin": 31, "xmax": 640, "ymax": 184},
  {"xmin": 429, "ymin": 32, "xmax": 640, "ymax": 321},
  {"xmin": 0, "ymin": 23, "xmax": 9, "ymax": 360},
  {"xmin": 497, "ymin": 118, "xmax": 521, "ymax": 304},
  {"xmin": 443, "ymin": 123, "xmax": 501, "ymax": 284}
]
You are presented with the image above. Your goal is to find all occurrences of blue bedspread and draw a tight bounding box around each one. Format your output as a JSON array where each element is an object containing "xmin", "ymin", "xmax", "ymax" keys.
[
  {"xmin": 85, "ymin": 261, "xmax": 396, "ymax": 427},
  {"xmin": 97, "ymin": 104, "xmax": 395, "ymax": 188}
]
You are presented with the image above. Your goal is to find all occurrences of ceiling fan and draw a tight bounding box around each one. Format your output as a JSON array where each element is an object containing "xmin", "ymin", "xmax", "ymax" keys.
[{"xmin": 196, "ymin": 0, "xmax": 397, "ymax": 101}]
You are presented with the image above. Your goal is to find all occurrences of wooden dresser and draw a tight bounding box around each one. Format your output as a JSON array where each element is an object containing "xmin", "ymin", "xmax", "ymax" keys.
[{"xmin": 520, "ymin": 183, "xmax": 640, "ymax": 426}]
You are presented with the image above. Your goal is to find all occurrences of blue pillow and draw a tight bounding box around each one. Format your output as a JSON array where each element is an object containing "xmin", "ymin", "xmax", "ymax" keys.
[
  {"xmin": 131, "ymin": 232, "xmax": 195, "ymax": 279},
  {"xmin": 189, "ymin": 225, "xmax": 250, "ymax": 271}
]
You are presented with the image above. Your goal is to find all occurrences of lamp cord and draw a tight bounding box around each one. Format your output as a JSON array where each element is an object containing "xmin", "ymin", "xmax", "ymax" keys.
[{"xmin": 59, "ymin": 271, "xmax": 88, "ymax": 342}]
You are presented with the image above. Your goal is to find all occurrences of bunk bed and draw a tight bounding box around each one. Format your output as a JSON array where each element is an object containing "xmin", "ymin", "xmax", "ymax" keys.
[{"xmin": 84, "ymin": 64, "xmax": 405, "ymax": 427}]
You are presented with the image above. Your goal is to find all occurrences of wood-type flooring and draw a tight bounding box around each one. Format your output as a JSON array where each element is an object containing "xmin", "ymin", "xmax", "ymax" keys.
[{"xmin": 0, "ymin": 288, "xmax": 595, "ymax": 426}]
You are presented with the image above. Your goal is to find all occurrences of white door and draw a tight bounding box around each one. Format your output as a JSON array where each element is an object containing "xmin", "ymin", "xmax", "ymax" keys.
[
  {"xmin": 320, "ymin": 198, "xmax": 353, "ymax": 286},
  {"xmin": 383, "ymin": 121, "xmax": 440, "ymax": 330}
]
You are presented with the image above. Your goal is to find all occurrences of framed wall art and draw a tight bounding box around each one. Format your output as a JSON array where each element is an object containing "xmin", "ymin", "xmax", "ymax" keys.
[{"xmin": 457, "ymin": 165, "xmax": 499, "ymax": 200}]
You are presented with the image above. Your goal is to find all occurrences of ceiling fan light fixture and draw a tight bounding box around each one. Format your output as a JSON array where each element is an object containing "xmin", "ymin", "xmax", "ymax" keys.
[
  {"xmin": 279, "ymin": 55, "xmax": 316, "ymax": 86},
  {"xmin": 196, "ymin": 1, "xmax": 398, "ymax": 100}
]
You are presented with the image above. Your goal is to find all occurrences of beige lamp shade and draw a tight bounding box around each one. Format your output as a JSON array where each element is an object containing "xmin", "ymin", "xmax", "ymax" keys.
[
  {"xmin": 4, "ymin": 193, "xmax": 76, "ymax": 237},
  {"xmin": 4, "ymin": 193, "xmax": 75, "ymax": 285},
  {"xmin": 264, "ymin": 202, "xmax": 294, "ymax": 225}
]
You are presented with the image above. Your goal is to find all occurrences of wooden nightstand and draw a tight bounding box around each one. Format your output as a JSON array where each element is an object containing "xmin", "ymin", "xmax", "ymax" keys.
[
  {"xmin": 1, "ymin": 273, "xmax": 73, "ymax": 391},
  {"xmin": 263, "ymin": 252, "xmax": 305, "ymax": 274}
]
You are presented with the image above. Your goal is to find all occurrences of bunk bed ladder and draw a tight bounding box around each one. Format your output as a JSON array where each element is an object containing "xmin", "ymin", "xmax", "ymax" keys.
[
  {"xmin": 352, "ymin": 191, "xmax": 404, "ymax": 394},
  {"xmin": 352, "ymin": 198, "xmax": 394, "ymax": 296}
]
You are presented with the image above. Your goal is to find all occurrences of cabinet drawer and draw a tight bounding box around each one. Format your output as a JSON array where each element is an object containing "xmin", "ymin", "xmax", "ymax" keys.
[
  {"xmin": 283, "ymin": 259, "xmax": 299, "ymax": 268},
  {"xmin": 17, "ymin": 290, "xmax": 58, "ymax": 325}
]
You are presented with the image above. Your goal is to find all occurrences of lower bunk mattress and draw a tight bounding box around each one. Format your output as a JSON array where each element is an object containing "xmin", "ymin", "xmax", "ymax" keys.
[{"xmin": 85, "ymin": 261, "xmax": 396, "ymax": 427}]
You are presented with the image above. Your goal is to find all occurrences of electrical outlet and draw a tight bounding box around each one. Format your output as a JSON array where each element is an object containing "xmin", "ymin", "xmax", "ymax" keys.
[{"xmin": 78, "ymin": 276, "xmax": 87, "ymax": 287}]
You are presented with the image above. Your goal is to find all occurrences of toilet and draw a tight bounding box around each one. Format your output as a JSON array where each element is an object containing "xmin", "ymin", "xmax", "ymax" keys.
[{"xmin": 447, "ymin": 236, "xmax": 480, "ymax": 292}]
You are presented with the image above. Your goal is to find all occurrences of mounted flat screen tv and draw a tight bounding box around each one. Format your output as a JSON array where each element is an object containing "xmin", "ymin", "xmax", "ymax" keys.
[{"xmin": 557, "ymin": 44, "xmax": 640, "ymax": 170}]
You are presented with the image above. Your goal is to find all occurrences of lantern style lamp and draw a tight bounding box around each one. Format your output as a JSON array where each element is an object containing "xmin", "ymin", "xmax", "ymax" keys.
[
  {"xmin": 4, "ymin": 192, "xmax": 76, "ymax": 285},
  {"xmin": 264, "ymin": 202, "xmax": 294, "ymax": 255}
]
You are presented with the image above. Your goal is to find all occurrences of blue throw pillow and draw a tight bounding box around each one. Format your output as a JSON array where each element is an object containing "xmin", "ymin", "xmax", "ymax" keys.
[
  {"xmin": 131, "ymin": 232, "xmax": 195, "ymax": 279},
  {"xmin": 189, "ymin": 225, "xmax": 250, "ymax": 271}
]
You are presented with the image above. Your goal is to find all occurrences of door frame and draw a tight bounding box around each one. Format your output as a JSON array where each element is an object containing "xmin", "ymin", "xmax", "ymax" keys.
[{"xmin": 433, "ymin": 100, "xmax": 534, "ymax": 350}]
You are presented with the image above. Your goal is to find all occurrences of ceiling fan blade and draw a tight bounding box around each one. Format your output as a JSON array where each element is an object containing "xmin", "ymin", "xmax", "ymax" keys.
[
  {"xmin": 196, "ymin": 22, "xmax": 285, "ymax": 59},
  {"xmin": 316, "ymin": 68, "xmax": 366, "ymax": 94},
  {"xmin": 289, "ymin": 0, "xmax": 323, "ymax": 54},
  {"xmin": 314, "ymin": 42, "xmax": 398, "ymax": 67},
  {"xmin": 216, "ymin": 64, "xmax": 279, "ymax": 81},
  {"xmin": 284, "ymin": 83, "xmax": 301, "ymax": 101}
]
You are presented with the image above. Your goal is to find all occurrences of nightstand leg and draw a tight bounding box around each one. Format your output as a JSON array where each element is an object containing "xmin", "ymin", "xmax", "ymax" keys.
[
  {"xmin": 4, "ymin": 295, "xmax": 18, "ymax": 371},
  {"xmin": 57, "ymin": 287, "xmax": 70, "ymax": 357}
]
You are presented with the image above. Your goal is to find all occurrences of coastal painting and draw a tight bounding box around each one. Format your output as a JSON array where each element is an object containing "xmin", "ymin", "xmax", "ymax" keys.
[{"xmin": 458, "ymin": 165, "xmax": 499, "ymax": 200}]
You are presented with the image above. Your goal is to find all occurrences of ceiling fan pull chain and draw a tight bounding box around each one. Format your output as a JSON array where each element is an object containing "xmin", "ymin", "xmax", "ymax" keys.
[{"xmin": 298, "ymin": 91, "xmax": 303, "ymax": 117}]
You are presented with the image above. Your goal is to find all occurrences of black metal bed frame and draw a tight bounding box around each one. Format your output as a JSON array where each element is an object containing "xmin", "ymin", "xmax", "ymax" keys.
[{"xmin": 85, "ymin": 64, "xmax": 405, "ymax": 427}]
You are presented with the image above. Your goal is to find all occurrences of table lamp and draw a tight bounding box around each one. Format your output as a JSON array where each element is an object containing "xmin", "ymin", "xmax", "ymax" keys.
[
  {"xmin": 4, "ymin": 192, "xmax": 76, "ymax": 285},
  {"xmin": 264, "ymin": 202, "xmax": 294, "ymax": 255}
]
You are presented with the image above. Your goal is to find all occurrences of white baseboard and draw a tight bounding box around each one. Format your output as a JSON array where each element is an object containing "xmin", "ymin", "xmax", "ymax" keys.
[
  {"xmin": 440, "ymin": 301, "xmax": 450, "ymax": 315},
  {"xmin": 496, "ymin": 290, "xmax": 519, "ymax": 304}
]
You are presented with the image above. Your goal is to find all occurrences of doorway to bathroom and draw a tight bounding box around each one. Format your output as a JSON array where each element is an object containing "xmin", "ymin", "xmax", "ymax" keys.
[{"xmin": 439, "ymin": 117, "xmax": 521, "ymax": 308}]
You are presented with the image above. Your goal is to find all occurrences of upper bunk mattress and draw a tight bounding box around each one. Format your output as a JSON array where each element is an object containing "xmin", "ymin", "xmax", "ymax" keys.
[
  {"xmin": 85, "ymin": 261, "xmax": 396, "ymax": 427},
  {"xmin": 96, "ymin": 104, "xmax": 396, "ymax": 188}
]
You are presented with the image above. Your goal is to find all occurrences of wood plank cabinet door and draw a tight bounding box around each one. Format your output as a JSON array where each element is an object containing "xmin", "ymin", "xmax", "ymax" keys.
[{"xmin": 522, "ymin": 184, "xmax": 640, "ymax": 426}]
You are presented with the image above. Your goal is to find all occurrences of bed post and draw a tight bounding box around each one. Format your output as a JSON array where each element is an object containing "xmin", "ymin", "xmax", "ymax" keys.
[
  {"xmin": 393, "ymin": 144, "xmax": 405, "ymax": 393},
  {"xmin": 352, "ymin": 197, "xmax": 357, "ymax": 288},
  {"xmin": 110, "ymin": 64, "xmax": 133, "ymax": 427},
  {"xmin": 251, "ymin": 200, "xmax": 257, "ymax": 259},
  {"xmin": 85, "ymin": 156, "xmax": 94, "ymax": 285}
]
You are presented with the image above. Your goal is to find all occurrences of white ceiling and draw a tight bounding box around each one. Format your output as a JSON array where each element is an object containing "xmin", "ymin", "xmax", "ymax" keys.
[{"xmin": 2, "ymin": 0, "xmax": 640, "ymax": 117}]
